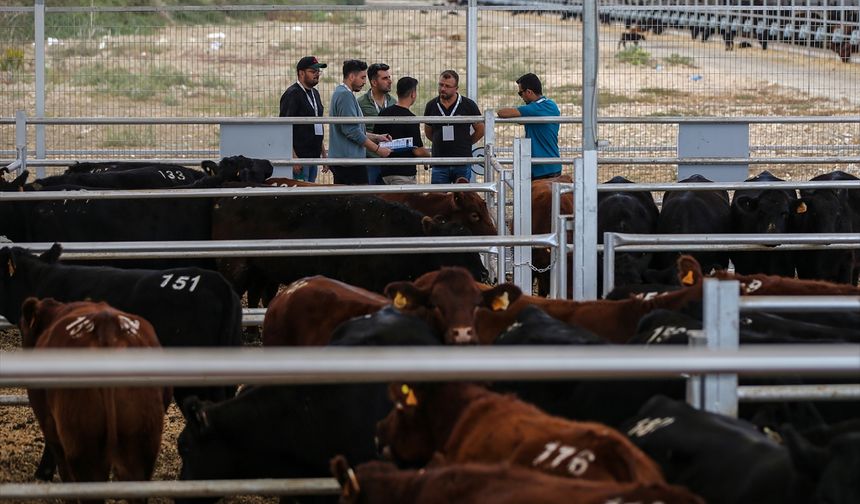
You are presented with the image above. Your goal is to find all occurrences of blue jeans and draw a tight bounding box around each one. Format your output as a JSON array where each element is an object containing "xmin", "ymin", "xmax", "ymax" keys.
[
  {"xmin": 295, "ymin": 164, "xmax": 317, "ymax": 183},
  {"xmin": 366, "ymin": 165, "xmax": 383, "ymax": 185},
  {"xmin": 430, "ymin": 165, "xmax": 471, "ymax": 184}
]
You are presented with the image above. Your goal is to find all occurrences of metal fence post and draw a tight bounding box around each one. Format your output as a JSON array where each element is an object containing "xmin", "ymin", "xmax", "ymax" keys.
[
  {"xmin": 495, "ymin": 170, "xmax": 507, "ymax": 284},
  {"xmin": 686, "ymin": 329, "xmax": 707, "ymax": 408},
  {"xmin": 15, "ymin": 110, "xmax": 28, "ymax": 173},
  {"xmin": 573, "ymin": 157, "xmax": 598, "ymax": 300},
  {"xmin": 550, "ymin": 182, "xmax": 572, "ymax": 299},
  {"xmin": 702, "ymin": 278, "xmax": 740, "ymax": 417},
  {"xmin": 34, "ymin": 0, "xmax": 46, "ymax": 178},
  {"xmin": 602, "ymin": 231, "xmax": 616, "ymax": 298},
  {"xmin": 466, "ymin": 0, "xmax": 478, "ymax": 101},
  {"xmin": 483, "ymin": 109, "xmax": 495, "ymax": 184},
  {"xmin": 512, "ymin": 138, "xmax": 532, "ymax": 292},
  {"xmin": 582, "ymin": 0, "xmax": 598, "ymax": 154}
]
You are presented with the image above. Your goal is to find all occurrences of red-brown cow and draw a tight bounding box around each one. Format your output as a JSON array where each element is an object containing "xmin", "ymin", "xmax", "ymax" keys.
[
  {"xmin": 19, "ymin": 298, "xmax": 168, "ymax": 489},
  {"xmin": 265, "ymin": 177, "xmax": 497, "ymax": 237},
  {"xmin": 710, "ymin": 270, "xmax": 860, "ymax": 296},
  {"xmin": 376, "ymin": 383, "xmax": 667, "ymax": 486},
  {"xmin": 263, "ymin": 268, "xmax": 521, "ymax": 346},
  {"xmin": 331, "ymin": 456, "xmax": 704, "ymax": 504},
  {"xmin": 532, "ymin": 175, "xmax": 573, "ymax": 296}
]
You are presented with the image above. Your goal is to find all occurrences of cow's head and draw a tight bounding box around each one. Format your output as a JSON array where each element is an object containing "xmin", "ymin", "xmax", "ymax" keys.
[
  {"xmin": 1, "ymin": 245, "xmax": 62, "ymax": 324},
  {"xmin": 176, "ymin": 396, "xmax": 236, "ymax": 488},
  {"xmin": 384, "ymin": 267, "xmax": 520, "ymax": 345},
  {"xmin": 732, "ymin": 172, "xmax": 798, "ymax": 234},
  {"xmin": 375, "ymin": 383, "xmax": 437, "ymax": 467},
  {"xmin": 450, "ymin": 177, "xmax": 497, "ymax": 236},
  {"xmin": 18, "ymin": 297, "xmax": 64, "ymax": 348},
  {"xmin": 0, "ymin": 170, "xmax": 28, "ymax": 192}
]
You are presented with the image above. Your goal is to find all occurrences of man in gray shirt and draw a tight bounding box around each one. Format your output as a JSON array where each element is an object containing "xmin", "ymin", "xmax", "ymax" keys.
[{"xmin": 329, "ymin": 59, "xmax": 392, "ymax": 185}]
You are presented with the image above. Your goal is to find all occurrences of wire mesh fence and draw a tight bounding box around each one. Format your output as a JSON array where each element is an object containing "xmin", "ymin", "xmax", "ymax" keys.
[{"xmin": 1, "ymin": 1, "xmax": 858, "ymax": 184}]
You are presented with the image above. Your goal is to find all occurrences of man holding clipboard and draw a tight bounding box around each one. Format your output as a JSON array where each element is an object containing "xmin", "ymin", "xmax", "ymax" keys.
[
  {"xmin": 423, "ymin": 69, "xmax": 484, "ymax": 184},
  {"xmin": 375, "ymin": 77, "xmax": 431, "ymax": 185}
]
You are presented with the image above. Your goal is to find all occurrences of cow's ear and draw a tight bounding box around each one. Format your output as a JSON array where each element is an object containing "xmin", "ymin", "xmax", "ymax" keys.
[
  {"xmin": 200, "ymin": 160, "xmax": 218, "ymax": 176},
  {"xmin": 734, "ymin": 195, "xmax": 757, "ymax": 212},
  {"xmin": 39, "ymin": 243, "xmax": 62, "ymax": 264},
  {"xmin": 384, "ymin": 282, "xmax": 427, "ymax": 310},
  {"xmin": 482, "ymin": 284, "xmax": 522, "ymax": 311},
  {"xmin": 676, "ymin": 255, "xmax": 703, "ymax": 286},
  {"xmin": 19, "ymin": 297, "xmax": 41, "ymax": 342},
  {"xmin": 330, "ymin": 455, "xmax": 360, "ymax": 501},
  {"xmin": 793, "ymin": 199, "xmax": 808, "ymax": 215}
]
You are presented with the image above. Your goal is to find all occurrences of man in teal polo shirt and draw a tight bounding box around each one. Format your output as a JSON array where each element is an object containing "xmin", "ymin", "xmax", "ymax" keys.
[{"xmin": 497, "ymin": 73, "xmax": 562, "ymax": 179}]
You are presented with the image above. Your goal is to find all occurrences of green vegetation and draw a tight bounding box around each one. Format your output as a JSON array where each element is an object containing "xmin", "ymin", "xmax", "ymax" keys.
[
  {"xmin": 73, "ymin": 63, "xmax": 192, "ymax": 101},
  {"xmin": 1, "ymin": 1, "xmax": 366, "ymax": 41},
  {"xmin": 662, "ymin": 53, "xmax": 696, "ymax": 68},
  {"xmin": 615, "ymin": 46, "xmax": 651, "ymax": 66},
  {"xmin": 101, "ymin": 125, "xmax": 156, "ymax": 148},
  {"xmin": 1, "ymin": 47, "xmax": 25, "ymax": 72},
  {"xmin": 598, "ymin": 92, "xmax": 636, "ymax": 107},
  {"xmin": 639, "ymin": 87, "xmax": 689, "ymax": 98}
]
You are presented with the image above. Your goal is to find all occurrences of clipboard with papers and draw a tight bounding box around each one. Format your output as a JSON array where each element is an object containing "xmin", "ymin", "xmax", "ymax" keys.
[{"xmin": 379, "ymin": 137, "xmax": 414, "ymax": 152}]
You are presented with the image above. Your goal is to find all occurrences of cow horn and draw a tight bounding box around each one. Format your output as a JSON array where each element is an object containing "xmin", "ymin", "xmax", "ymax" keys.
[{"xmin": 393, "ymin": 292, "xmax": 408, "ymax": 309}]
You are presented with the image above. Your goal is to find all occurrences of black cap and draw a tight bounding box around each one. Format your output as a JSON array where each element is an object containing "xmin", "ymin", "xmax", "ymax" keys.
[{"xmin": 297, "ymin": 56, "xmax": 327, "ymax": 71}]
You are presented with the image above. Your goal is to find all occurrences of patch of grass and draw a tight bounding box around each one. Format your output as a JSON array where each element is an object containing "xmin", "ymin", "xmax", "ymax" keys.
[
  {"xmin": 615, "ymin": 46, "xmax": 651, "ymax": 66},
  {"xmin": 639, "ymin": 87, "xmax": 689, "ymax": 98},
  {"xmin": 163, "ymin": 95, "xmax": 180, "ymax": 107},
  {"xmin": 55, "ymin": 43, "xmax": 99, "ymax": 58},
  {"xmin": 647, "ymin": 109, "xmax": 687, "ymax": 117},
  {"xmin": 109, "ymin": 42, "xmax": 167, "ymax": 57},
  {"xmin": 73, "ymin": 63, "xmax": 192, "ymax": 101},
  {"xmin": 200, "ymin": 75, "xmax": 232, "ymax": 90},
  {"xmin": 1, "ymin": 47, "xmax": 24, "ymax": 72},
  {"xmin": 662, "ymin": 53, "xmax": 697, "ymax": 68},
  {"xmin": 101, "ymin": 126, "xmax": 156, "ymax": 148},
  {"xmin": 598, "ymin": 92, "xmax": 636, "ymax": 107}
]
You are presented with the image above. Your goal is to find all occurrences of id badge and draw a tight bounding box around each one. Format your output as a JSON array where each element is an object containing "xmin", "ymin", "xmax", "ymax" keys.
[
  {"xmin": 314, "ymin": 123, "xmax": 324, "ymax": 136},
  {"xmin": 442, "ymin": 125, "xmax": 455, "ymax": 142}
]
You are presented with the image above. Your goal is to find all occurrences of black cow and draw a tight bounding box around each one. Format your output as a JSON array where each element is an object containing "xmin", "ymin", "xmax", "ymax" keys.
[
  {"xmin": 490, "ymin": 305, "xmax": 685, "ymax": 428},
  {"xmin": 212, "ymin": 192, "xmax": 488, "ymax": 306},
  {"xmin": 1, "ymin": 244, "xmax": 242, "ymax": 482},
  {"xmin": 65, "ymin": 161, "xmax": 192, "ymax": 174},
  {"xmin": 33, "ymin": 164, "xmax": 207, "ymax": 189},
  {"xmin": 598, "ymin": 176, "xmax": 661, "ymax": 291},
  {"xmin": 201, "ymin": 155, "xmax": 273, "ymax": 183},
  {"xmin": 66, "ymin": 155, "xmax": 273, "ymax": 184},
  {"xmin": 653, "ymin": 174, "xmax": 731, "ymax": 274},
  {"xmin": 782, "ymin": 426, "xmax": 860, "ymax": 504},
  {"xmin": 177, "ymin": 317, "xmax": 439, "ymax": 504},
  {"xmin": 621, "ymin": 395, "xmax": 806, "ymax": 504},
  {"xmin": 791, "ymin": 171, "xmax": 859, "ymax": 285},
  {"xmin": 731, "ymin": 171, "xmax": 798, "ymax": 277}
]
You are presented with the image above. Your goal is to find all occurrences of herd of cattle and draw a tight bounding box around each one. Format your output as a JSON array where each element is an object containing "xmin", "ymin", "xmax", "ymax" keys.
[{"xmin": 1, "ymin": 159, "xmax": 859, "ymax": 503}]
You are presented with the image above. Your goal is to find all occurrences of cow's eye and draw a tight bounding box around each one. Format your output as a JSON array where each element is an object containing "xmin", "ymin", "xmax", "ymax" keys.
[{"xmin": 470, "ymin": 212, "xmax": 480, "ymax": 222}]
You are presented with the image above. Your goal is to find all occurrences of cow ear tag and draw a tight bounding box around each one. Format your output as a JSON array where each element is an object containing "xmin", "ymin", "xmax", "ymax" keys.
[
  {"xmin": 401, "ymin": 384, "xmax": 418, "ymax": 406},
  {"xmin": 681, "ymin": 270, "xmax": 695, "ymax": 286},
  {"xmin": 6, "ymin": 259, "xmax": 14, "ymax": 277},
  {"xmin": 795, "ymin": 202, "xmax": 807, "ymax": 214},
  {"xmin": 393, "ymin": 292, "xmax": 408, "ymax": 309},
  {"xmin": 492, "ymin": 291, "xmax": 510, "ymax": 311}
]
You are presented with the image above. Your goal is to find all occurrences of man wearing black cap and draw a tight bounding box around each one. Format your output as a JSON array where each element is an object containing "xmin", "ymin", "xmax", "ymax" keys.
[{"xmin": 279, "ymin": 56, "xmax": 327, "ymax": 182}]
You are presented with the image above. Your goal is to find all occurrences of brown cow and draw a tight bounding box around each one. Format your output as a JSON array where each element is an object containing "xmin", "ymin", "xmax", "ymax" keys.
[
  {"xmin": 475, "ymin": 256, "xmax": 704, "ymax": 344},
  {"xmin": 331, "ymin": 456, "xmax": 704, "ymax": 504},
  {"xmin": 265, "ymin": 176, "xmax": 497, "ymax": 236},
  {"xmin": 376, "ymin": 382, "xmax": 667, "ymax": 486},
  {"xmin": 532, "ymin": 175, "xmax": 573, "ymax": 295},
  {"xmin": 19, "ymin": 298, "xmax": 168, "ymax": 490},
  {"xmin": 263, "ymin": 268, "xmax": 521, "ymax": 346}
]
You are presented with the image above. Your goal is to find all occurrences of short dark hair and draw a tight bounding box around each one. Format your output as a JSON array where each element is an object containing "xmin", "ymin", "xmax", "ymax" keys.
[
  {"xmin": 516, "ymin": 73, "xmax": 542, "ymax": 96},
  {"xmin": 368, "ymin": 63, "xmax": 390, "ymax": 82},
  {"xmin": 342, "ymin": 59, "xmax": 368, "ymax": 79},
  {"xmin": 439, "ymin": 69, "xmax": 459, "ymax": 86},
  {"xmin": 396, "ymin": 76, "xmax": 419, "ymax": 99}
]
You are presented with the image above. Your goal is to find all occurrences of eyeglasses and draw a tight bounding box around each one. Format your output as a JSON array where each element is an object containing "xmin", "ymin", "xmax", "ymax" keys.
[{"xmin": 517, "ymin": 89, "xmax": 526, "ymax": 96}]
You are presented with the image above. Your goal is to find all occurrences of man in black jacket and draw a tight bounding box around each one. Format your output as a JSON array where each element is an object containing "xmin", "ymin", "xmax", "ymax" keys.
[{"xmin": 279, "ymin": 56, "xmax": 327, "ymax": 182}]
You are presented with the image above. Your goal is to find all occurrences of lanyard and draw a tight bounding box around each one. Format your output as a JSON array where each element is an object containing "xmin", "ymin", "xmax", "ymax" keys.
[
  {"xmin": 297, "ymin": 81, "xmax": 319, "ymax": 117},
  {"xmin": 368, "ymin": 92, "xmax": 392, "ymax": 114},
  {"xmin": 436, "ymin": 94, "xmax": 462, "ymax": 117}
]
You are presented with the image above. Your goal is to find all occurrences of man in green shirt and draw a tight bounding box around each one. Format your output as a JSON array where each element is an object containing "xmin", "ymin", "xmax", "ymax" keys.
[{"xmin": 357, "ymin": 62, "xmax": 394, "ymax": 184}]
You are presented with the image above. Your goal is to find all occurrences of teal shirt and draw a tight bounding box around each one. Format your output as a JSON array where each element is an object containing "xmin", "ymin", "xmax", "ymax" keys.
[
  {"xmin": 329, "ymin": 84, "xmax": 368, "ymax": 161},
  {"xmin": 517, "ymin": 97, "xmax": 561, "ymax": 177}
]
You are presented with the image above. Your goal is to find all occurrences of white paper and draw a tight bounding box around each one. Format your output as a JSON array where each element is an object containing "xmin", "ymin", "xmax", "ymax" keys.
[
  {"xmin": 314, "ymin": 123, "xmax": 324, "ymax": 136},
  {"xmin": 380, "ymin": 137, "xmax": 413, "ymax": 150},
  {"xmin": 442, "ymin": 125, "xmax": 455, "ymax": 142}
]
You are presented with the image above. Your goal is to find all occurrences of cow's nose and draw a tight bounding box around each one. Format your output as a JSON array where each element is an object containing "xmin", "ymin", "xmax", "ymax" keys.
[{"xmin": 450, "ymin": 326, "xmax": 475, "ymax": 345}]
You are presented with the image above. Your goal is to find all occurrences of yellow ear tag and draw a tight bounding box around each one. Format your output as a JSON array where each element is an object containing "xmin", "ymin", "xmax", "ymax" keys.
[
  {"xmin": 393, "ymin": 292, "xmax": 408, "ymax": 309},
  {"xmin": 7, "ymin": 259, "xmax": 14, "ymax": 277},
  {"xmin": 681, "ymin": 270, "xmax": 695, "ymax": 286},
  {"xmin": 491, "ymin": 291, "xmax": 510, "ymax": 311},
  {"xmin": 796, "ymin": 202, "xmax": 807, "ymax": 214}
]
